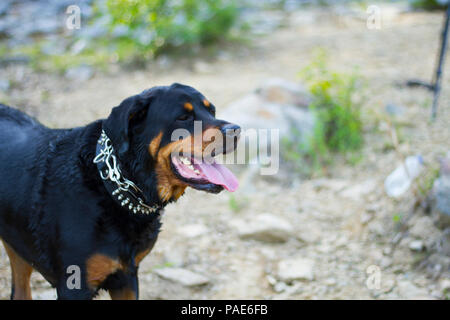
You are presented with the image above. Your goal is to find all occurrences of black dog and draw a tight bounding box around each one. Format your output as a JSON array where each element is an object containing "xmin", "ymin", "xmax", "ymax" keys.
[{"xmin": 0, "ymin": 83, "xmax": 240, "ymax": 300}]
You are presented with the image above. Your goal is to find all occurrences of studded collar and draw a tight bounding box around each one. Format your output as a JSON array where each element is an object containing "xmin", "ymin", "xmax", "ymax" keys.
[{"xmin": 93, "ymin": 130, "xmax": 160, "ymax": 215}]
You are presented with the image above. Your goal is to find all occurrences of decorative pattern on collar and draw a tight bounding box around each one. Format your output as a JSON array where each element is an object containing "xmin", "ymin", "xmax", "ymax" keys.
[{"xmin": 93, "ymin": 130, "xmax": 160, "ymax": 215}]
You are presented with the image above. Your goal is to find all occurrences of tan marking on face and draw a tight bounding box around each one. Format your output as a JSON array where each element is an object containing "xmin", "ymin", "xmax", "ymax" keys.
[
  {"xmin": 149, "ymin": 131, "xmax": 163, "ymax": 158},
  {"xmin": 86, "ymin": 254, "xmax": 123, "ymax": 289},
  {"xmin": 173, "ymin": 186, "xmax": 186, "ymax": 200},
  {"xmin": 184, "ymin": 102, "xmax": 193, "ymax": 112},
  {"xmin": 154, "ymin": 128, "xmax": 222, "ymax": 202},
  {"xmin": 203, "ymin": 99, "xmax": 210, "ymax": 107}
]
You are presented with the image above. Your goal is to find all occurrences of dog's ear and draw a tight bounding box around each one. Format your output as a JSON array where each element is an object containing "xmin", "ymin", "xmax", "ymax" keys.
[{"xmin": 103, "ymin": 94, "xmax": 152, "ymax": 157}]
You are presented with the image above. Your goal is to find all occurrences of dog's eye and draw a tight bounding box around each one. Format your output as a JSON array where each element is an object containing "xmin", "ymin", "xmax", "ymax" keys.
[{"xmin": 177, "ymin": 114, "xmax": 193, "ymax": 122}]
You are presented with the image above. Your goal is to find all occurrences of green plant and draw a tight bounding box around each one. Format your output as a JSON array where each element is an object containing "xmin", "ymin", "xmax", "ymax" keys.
[
  {"xmin": 283, "ymin": 50, "xmax": 364, "ymax": 174},
  {"xmin": 410, "ymin": 0, "xmax": 447, "ymax": 10},
  {"xmin": 4, "ymin": 0, "xmax": 244, "ymax": 73},
  {"xmin": 393, "ymin": 213, "xmax": 402, "ymax": 223},
  {"xmin": 416, "ymin": 166, "xmax": 440, "ymax": 197},
  {"xmin": 228, "ymin": 194, "xmax": 248, "ymax": 213},
  {"xmin": 94, "ymin": 0, "xmax": 242, "ymax": 62}
]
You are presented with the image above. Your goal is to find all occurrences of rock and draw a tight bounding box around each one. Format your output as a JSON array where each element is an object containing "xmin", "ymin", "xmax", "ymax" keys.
[
  {"xmin": 273, "ymin": 282, "xmax": 288, "ymax": 293},
  {"xmin": 257, "ymin": 78, "xmax": 311, "ymax": 107},
  {"xmin": 65, "ymin": 65, "xmax": 94, "ymax": 81},
  {"xmin": 153, "ymin": 267, "xmax": 209, "ymax": 287},
  {"xmin": 324, "ymin": 278, "xmax": 337, "ymax": 286},
  {"xmin": 34, "ymin": 289, "xmax": 57, "ymax": 300},
  {"xmin": 194, "ymin": 61, "xmax": 214, "ymax": 74},
  {"xmin": 0, "ymin": 79, "xmax": 10, "ymax": 92},
  {"xmin": 232, "ymin": 214, "xmax": 293, "ymax": 243},
  {"xmin": 385, "ymin": 103, "xmax": 405, "ymax": 117},
  {"xmin": 277, "ymin": 258, "xmax": 315, "ymax": 282},
  {"xmin": 0, "ymin": 1, "xmax": 10, "ymax": 17},
  {"xmin": 163, "ymin": 246, "xmax": 185, "ymax": 267},
  {"xmin": 440, "ymin": 279, "xmax": 450, "ymax": 292},
  {"xmin": 312, "ymin": 179, "xmax": 349, "ymax": 192},
  {"xmin": 220, "ymin": 92, "xmax": 315, "ymax": 161},
  {"xmin": 434, "ymin": 153, "xmax": 450, "ymax": 224},
  {"xmin": 339, "ymin": 179, "xmax": 378, "ymax": 200},
  {"xmin": 177, "ymin": 224, "xmax": 208, "ymax": 238},
  {"xmin": 409, "ymin": 240, "xmax": 424, "ymax": 252},
  {"xmin": 397, "ymin": 280, "xmax": 431, "ymax": 299},
  {"xmin": 409, "ymin": 216, "xmax": 437, "ymax": 239}
]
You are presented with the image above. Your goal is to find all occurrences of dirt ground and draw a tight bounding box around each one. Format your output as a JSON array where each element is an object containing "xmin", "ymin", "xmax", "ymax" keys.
[{"xmin": 0, "ymin": 4, "xmax": 449, "ymax": 299}]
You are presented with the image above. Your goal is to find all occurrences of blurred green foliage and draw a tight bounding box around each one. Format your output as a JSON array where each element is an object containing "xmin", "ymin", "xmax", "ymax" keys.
[
  {"xmin": 283, "ymin": 50, "xmax": 364, "ymax": 174},
  {"xmin": 410, "ymin": 0, "xmax": 447, "ymax": 10},
  {"xmin": 98, "ymin": 0, "xmax": 242, "ymax": 61},
  {"xmin": 5, "ymin": 0, "xmax": 244, "ymax": 73}
]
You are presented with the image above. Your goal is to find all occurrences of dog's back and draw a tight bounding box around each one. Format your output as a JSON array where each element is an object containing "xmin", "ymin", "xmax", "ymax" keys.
[{"xmin": 0, "ymin": 105, "xmax": 49, "ymax": 248}]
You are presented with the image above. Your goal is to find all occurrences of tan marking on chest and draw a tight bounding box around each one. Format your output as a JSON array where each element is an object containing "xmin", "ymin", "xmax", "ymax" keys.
[
  {"xmin": 134, "ymin": 248, "xmax": 151, "ymax": 266},
  {"xmin": 109, "ymin": 287, "xmax": 137, "ymax": 300},
  {"xmin": 86, "ymin": 254, "xmax": 123, "ymax": 289}
]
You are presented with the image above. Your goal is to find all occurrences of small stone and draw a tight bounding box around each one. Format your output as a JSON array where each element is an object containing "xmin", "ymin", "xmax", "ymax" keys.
[
  {"xmin": 65, "ymin": 65, "xmax": 94, "ymax": 81},
  {"xmin": 277, "ymin": 258, "xmax": 315, "ymax": 282},
  {"xmin": 409, "ymin": 216, "xmax": 437, "ymax": 239},
  {"xmin": 380, "ymin": 257, "xmax": 393, "ymax": 268},
  {"xmin": 385, "ymin": 103, "xmax": 405, "ymax": 117},
  {"xmin": 34, "ymin": 289, "xmax": 57, "ymax": 300},
  {"xmin": 177, "ymin": 224, "xmax": 208, "ymax": 238},
  {"xmin": 266, "ymin": 275, "xmax": 277, "ymax": 286},
  {"xmin": 273, "ymin": 282, "xmax": 287, "ymax": 293},
  {"xmin": 397, "ymin": 280, "xmax": 431, "ymax": 299},
  {"xmin": 153, "ymin": 267, "xmax": 209, "ymax": 287},
  {"xmin": 233, "ymin": 214, "xmax": 293, "ymax": 243},
  {"xmin": 440, "ymin": 279, "xmax": 450, "ymax": 292},
  {"xmin": 339, "ymin": 179, "xmax": 378, "ymax": 200},
  {"xmin": 324, "ymin": 278, "xmax": 337, "ymax": 286},
  {"xmin": 194, "ymin": 61, "xmax": 213, "ymax": 74},
  {"xmin": 360, "ymin": 212, "xmax": 373, "ymax": 224},
  {"xmin": 409, "ymin": 240, "xmax": 424, "ymax": 252},
  {"xmin": 434, "ymin": 155, "xmax": 450, "ymax": 223},
  {"xmin": 0, "ymin": 79, "xmax": 10, "ymax": 92}
]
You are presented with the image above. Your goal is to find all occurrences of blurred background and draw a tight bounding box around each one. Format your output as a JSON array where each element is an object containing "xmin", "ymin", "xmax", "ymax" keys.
[{"xmin": 0, "ymin": 0, "xmax": 449, "ymax": 299}]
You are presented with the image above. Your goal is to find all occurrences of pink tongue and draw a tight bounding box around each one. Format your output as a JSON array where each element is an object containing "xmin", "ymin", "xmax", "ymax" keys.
[{"xmin": 193, "ymin": 159, "xmax": 239, "ymax": 192}]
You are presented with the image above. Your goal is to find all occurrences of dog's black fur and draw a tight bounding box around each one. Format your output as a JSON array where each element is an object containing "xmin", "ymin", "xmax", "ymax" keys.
[{"xmin": 0, "ymin": 83, "xmax": 238, "ymax": 299}]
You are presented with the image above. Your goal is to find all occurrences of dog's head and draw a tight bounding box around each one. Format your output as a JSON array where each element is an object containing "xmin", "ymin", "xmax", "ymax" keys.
[{"xmin": 103, "ymin": 83, "xmax": 240, "ymax": 203}]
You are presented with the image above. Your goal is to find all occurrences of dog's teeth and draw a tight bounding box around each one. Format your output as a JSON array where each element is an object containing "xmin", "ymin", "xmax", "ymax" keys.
[{"xmin": 181, "ymin": 157, "xmax": 191, "ymax": 165}]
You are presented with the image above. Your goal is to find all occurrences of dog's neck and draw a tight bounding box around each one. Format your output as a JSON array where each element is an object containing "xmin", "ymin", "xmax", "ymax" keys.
[{"xmin": 93, "ymin": 129, "xmax": 168, "ymax": 216}]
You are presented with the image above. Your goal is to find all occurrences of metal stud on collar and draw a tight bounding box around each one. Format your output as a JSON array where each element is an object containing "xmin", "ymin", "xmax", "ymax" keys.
[{"xmin": 93, "ymin": 130, "xmax": 159, "ymax": 215}]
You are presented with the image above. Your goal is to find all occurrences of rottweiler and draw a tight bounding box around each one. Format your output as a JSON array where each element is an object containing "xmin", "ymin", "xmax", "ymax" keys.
[{"xmin": 0, "ymin": 83, "xmax": 240, "ymax": 300}]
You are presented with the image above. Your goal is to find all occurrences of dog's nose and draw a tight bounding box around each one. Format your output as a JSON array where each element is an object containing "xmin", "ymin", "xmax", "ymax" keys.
[{"xmin": 221, "ymin": 124, "xmax": 241, "ymax": 139}]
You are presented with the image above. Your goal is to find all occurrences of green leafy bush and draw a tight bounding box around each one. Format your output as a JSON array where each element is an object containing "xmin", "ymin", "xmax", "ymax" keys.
[
  {"xmin": 283, "ymin": 50, "xmax": 364, "ymax": 174},
  {"xmin": 94, "ymin": 0, "xmax": 242, "ymax": 62},
  {"xmin": 410, "ymin": 0, "xmax": 447, "ymax": 10},
  {"xmin": 8, "ymin": 0, "xmax": 243, "ymax": 72}
]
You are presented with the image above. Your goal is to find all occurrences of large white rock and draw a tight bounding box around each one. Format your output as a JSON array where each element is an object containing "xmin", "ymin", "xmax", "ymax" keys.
[
  {"xmin": 231, "ymin": 214, "xmax": 293, "ymax": 243},
  {"xmin": 153, "ymin": 267, "xmax": 210, "ymax": 287},
  {"xmin": 220, "ymin": 93, "xmax": 314, "ymax": 138},
  {"xmin": 277, "ymin": 258, "xmax": 315, "ymax": 282},
  {"xmin": 256, "ymin": 78, "xmax": 311, "ymax": 107}
]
